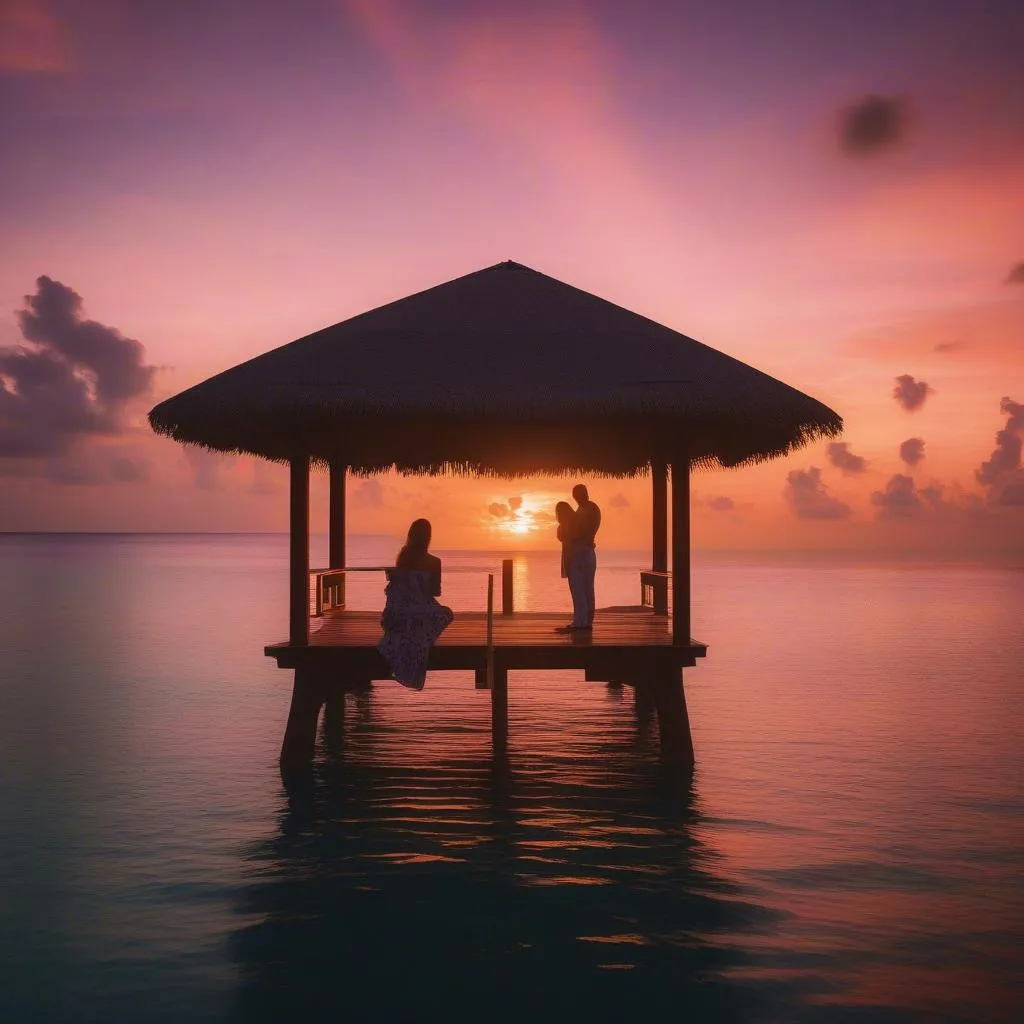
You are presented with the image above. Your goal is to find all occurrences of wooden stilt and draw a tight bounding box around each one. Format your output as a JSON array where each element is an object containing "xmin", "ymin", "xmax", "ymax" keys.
[
  {"xmin": 475, "ymin": 667, "xmax": 489, "ymax": 690},
  {"xmin": 280, "ymin": 667, "xmax": 324, "ymax": 773},
  {"xmin": 289, "ymin": 456, "xmax": 310, "ymax": 648},
  {"xmin": 670, "ymin": 457, "xmax": 691, "ymax": 646},
  {"xmin": 652, "ymin": 460, "xmax": 668, "ymax": 613},
  {"xmin": 328, "ymin": 461, "xmax": 346, "ymax": 608},
  {"xmin": 491, "ymin": 665, "xmax": 508, "ymax": 752},
  {"xmin": 652, "ymin": 671, "xmax": 694, "ymax": 767}
]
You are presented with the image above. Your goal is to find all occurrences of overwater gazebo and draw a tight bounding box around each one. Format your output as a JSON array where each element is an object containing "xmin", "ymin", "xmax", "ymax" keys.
[{"xmin": 150, "ymin": 261, "xmax": 841, "ymax": 772}]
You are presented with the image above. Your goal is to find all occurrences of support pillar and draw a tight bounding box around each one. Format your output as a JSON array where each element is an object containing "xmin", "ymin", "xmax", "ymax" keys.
[
  {"xmin": 289, "ymin": 456, "xmax": 310, "ymax": 648},
  {"xmin": 280, "ymin": 667, "xmax": 324, "ymax": 774},
  {"xmin": 328, "ymin": 461, "xmax": 346, "ymax": 608},
  {"xmin": 652, "ymin": 459, "xmax": 668, "ymax": 613},
  {"xmin": 652, "ymin": 671, "xmax": 695, "ymax": 767},
  {"xmin": 670, "ymin": 457, "xmax": 691, "ymax": 646}
]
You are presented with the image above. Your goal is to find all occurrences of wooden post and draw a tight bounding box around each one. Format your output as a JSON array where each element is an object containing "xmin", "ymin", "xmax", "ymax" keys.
[
  {"xmin": 501, "ymin": 558, "xmax": 514, "ymax": 615},
  {"xmin": 328, "ymin": 461, "xmax": 346, "ymax": 608},
  {"xmin": 670, "ymin": 457, "xmax": 691, "ymax": 646},
  {"xmin": 652, "ymin": 671, "xmax": 695, "ymax": 767},
  {"xmin": 652, "ymin": 459, "xmax": 668, "ymax": 613},
  {"xmin": 280, "ymin": 666, "xmax": 324, "ymax": 774},
  {"xmin": 289, "ymin": 456, "xmax": 310, "ymax": 647}
]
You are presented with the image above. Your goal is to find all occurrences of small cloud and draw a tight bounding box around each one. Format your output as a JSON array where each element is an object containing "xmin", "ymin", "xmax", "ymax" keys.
[
  {"xmin": 783, "ymin": 467, "xmax": 851, "ymax": 520},
  {"xmin": 508, "ymin": 495, "xmax": 522, "ymax": 512},
  {"xmin": 488, "ymin": 501, "xmax": 513, "ymax": 520},
  {"xmin": 838, "ymin": 94, "xmax": 907, "ymax": 157},
  {"xmin": 934, "ymin": 340, "xmax": 963, "ymax": 353},
  {"xmin": 705, "ymin": 495, "xmax": 735, "ymax": 512},
  {"xmin": 1004, "ymin": 262, "xmax": 1024, "ymax": 285},
  {"xmin": 826, "ymin": 441, "xmax": 868, "ymax": 475},
  {"xmin": 899, "ymin": 437, "xmax": 926, "ymax": 467},
  {"xmin": 893, "ymin": 374, "xmax": 933, "ymax": 412},
  {"xmin": 352, "ymin": 479, "xmax": 384, "ymax": 508},
  {"xmin": 608, "ymin": 491, "xmax": 629, "ymax": 508}
]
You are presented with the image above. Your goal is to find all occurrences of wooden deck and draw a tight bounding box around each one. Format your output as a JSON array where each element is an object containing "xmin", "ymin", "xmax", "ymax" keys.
[{"xmin": 266, "ymin": 606, "xmax": 706, "ymax": 683}]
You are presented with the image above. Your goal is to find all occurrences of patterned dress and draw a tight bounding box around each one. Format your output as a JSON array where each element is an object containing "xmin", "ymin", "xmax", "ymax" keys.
[{"xmin": 377, "ymin": 569, "xmax": 455, "ymax": 689}]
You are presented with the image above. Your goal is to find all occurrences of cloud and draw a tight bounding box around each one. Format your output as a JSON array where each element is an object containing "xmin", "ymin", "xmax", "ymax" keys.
[
  {"xmin": 826, "ymin": 441, "xmax": 868, "ymax": 475},
  {"xmin": 488, "ymin": 501, "xmax": 514, "ymax": 520},
  {"xmin": 608, "ymin": 491, "xmax": 629, "ymax": 508},
  {"xmin": 892, "ymin": 374, "xmax": 933, "ymax": 412},
  {"xmin": 899, "ymin": 438, "xmax": 926, "ymax": 467},
  {"xmin": 705, "ymin": 495, "xmax": 735, "ymax": 512},
  {"xmin": 783, "ymin": 467, "xmax": 851, "ymax": 520},
  {"xmin": 508, "ymin": 495, "xmax": 522, "ymax": 512},
  {"xmin": 976, "ymin": 396, "xmax": 1024, "ymax": 505},
  {"xmin": 870, "ymin": 474, "xmax": 928, "ymax": 519},
  {"xmin": 934, "ymin": 340, "xmax": 963, "ymax": 353},
  {"xmin": 0, "ymin": 276, "xmax": 156, "ymax": 472},
  {"xmin": 0, "ymin": 444, "xmax": 152, "ymax": 486},
  {"xmin": 838, "ymin": 95, "xmax": 907, "ymax": 157},
  {"xmin": 1005, "ymin": 262, "xmax": 1024, "ymax": 285}
]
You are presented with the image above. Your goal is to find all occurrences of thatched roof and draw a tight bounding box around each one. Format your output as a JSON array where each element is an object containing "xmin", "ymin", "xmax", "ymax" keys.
[{"xmin": 149, "ymin": 261, "xmax": 842, "ymax": 476}]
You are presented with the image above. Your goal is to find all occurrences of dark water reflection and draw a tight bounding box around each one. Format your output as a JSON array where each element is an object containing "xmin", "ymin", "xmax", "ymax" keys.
[{"xmin": 233, "ymin": 706, "xmax": 787, "ymax": 1023}]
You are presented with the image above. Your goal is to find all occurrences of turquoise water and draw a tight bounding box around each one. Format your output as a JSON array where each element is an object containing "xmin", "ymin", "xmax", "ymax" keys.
[{"xmin": 0, "ymin": 534, "xmax": 1021, "ymax": 1023}]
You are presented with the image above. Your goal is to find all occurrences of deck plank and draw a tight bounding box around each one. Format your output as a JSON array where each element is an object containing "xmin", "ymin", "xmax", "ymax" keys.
[{"xmin": 286, "ymin": 607, "xmax": 691, "ymax": 649}]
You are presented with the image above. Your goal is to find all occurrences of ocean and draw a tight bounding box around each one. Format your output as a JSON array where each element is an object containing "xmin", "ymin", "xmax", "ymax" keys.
[{"xmin": 0, "ymin": 533, "xmax": 1021, "ymax": 1023}]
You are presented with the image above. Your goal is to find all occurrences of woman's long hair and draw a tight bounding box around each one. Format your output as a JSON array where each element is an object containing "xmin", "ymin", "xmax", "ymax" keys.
[
  {"xmin": 555, "ymin": 501, "xmax": 575, "ymax": 526},
  {"xmin": 396, "ymin": 518, "xmax": 432, "ymax": 569}
]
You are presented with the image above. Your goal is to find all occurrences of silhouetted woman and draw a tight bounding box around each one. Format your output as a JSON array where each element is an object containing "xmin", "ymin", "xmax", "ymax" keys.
[
  {"xmin": 554, "ymin": 501, "xmax": 587, "ymax": 633},
  {"xmin": 378, "ymin": 519, "xmax": 454, "ymax": 689}
]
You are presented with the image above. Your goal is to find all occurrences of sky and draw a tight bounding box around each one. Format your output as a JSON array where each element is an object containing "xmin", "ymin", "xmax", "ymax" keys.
[{"xmin": 1, "ymin": 0, "xmax": 1022, "ymax": 554}]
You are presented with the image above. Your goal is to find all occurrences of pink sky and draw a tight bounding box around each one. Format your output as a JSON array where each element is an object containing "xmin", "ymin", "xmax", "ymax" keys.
[{"xmin": 1, "ymin": 0, "xmax": 1022, "ymax": 554}]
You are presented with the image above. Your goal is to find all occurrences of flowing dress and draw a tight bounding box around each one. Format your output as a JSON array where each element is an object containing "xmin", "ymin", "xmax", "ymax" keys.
[{"xmin": 377, "ymin": 569, "xmax": 455, "ymax": 689}]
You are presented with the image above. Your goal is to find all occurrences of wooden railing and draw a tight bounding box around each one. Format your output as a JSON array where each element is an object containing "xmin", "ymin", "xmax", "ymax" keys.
[
  {"xmin": 310, "ymin": 559, "xmax": 515, "ymax": 617},
  {"xmin": 308, "ymin": 562, "xmax": 507, "ymax": 689},
  {"xmin": 640, "ymin": 570, "xmax": 671, "ymax": 614}
]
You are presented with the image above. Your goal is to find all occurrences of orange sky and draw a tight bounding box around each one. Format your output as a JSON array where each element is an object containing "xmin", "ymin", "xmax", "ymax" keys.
[{"xmin": 1, "ymin": 0, "xmax": 1022, "ymax": 554}]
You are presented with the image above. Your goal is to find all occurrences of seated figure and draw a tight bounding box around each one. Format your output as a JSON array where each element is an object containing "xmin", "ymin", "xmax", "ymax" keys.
[{"xmin": 377, "ymin": 519, "xmax": 454, "ymax": 689}]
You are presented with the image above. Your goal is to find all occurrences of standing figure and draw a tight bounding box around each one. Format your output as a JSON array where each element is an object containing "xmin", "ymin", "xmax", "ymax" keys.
[
  {"xmin": 554, "ymin": 501, "xmax": 587, "ymax": 632},
  {"xmin": 377, "ymin": 518, "xmax": 454, "ymax": 689},
  {"xmin": 572, "ymin": 484, "xmax": 601, "ymax": 629}
]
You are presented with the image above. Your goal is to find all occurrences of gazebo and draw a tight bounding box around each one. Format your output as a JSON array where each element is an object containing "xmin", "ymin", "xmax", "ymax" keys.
[{"xmin": 150, "ymin": 260, "xmax": 842, "ymax": 773}]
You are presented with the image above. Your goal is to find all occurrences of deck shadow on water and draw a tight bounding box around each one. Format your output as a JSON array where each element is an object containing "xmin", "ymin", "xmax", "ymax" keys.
[{"xmin": 229, "ymin": 703, "xmax": 807, "ymax": 1023}]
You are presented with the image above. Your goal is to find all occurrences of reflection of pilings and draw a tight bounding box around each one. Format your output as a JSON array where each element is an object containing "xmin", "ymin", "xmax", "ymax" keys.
[{"xmin": 234, "ymin": 754, "xmax": 777, "ymax": 1022}]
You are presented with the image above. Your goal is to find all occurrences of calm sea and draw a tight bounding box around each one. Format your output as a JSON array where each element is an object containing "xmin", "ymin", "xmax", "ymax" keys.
[{"xmin": 0, "ymin": 534, "xmax": 1021, "ymax": 1023}]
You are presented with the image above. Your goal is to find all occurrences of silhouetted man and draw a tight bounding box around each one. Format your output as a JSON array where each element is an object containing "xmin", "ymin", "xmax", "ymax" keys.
[{"xmin": 572, "ymin": 484, "xmax": 601, "ymax": 628}]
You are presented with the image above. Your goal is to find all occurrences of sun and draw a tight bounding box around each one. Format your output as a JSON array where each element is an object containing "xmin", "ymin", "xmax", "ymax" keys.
[{"xmin": 507, "ymin": 519, "xmax": 532, "ymax": 535}]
